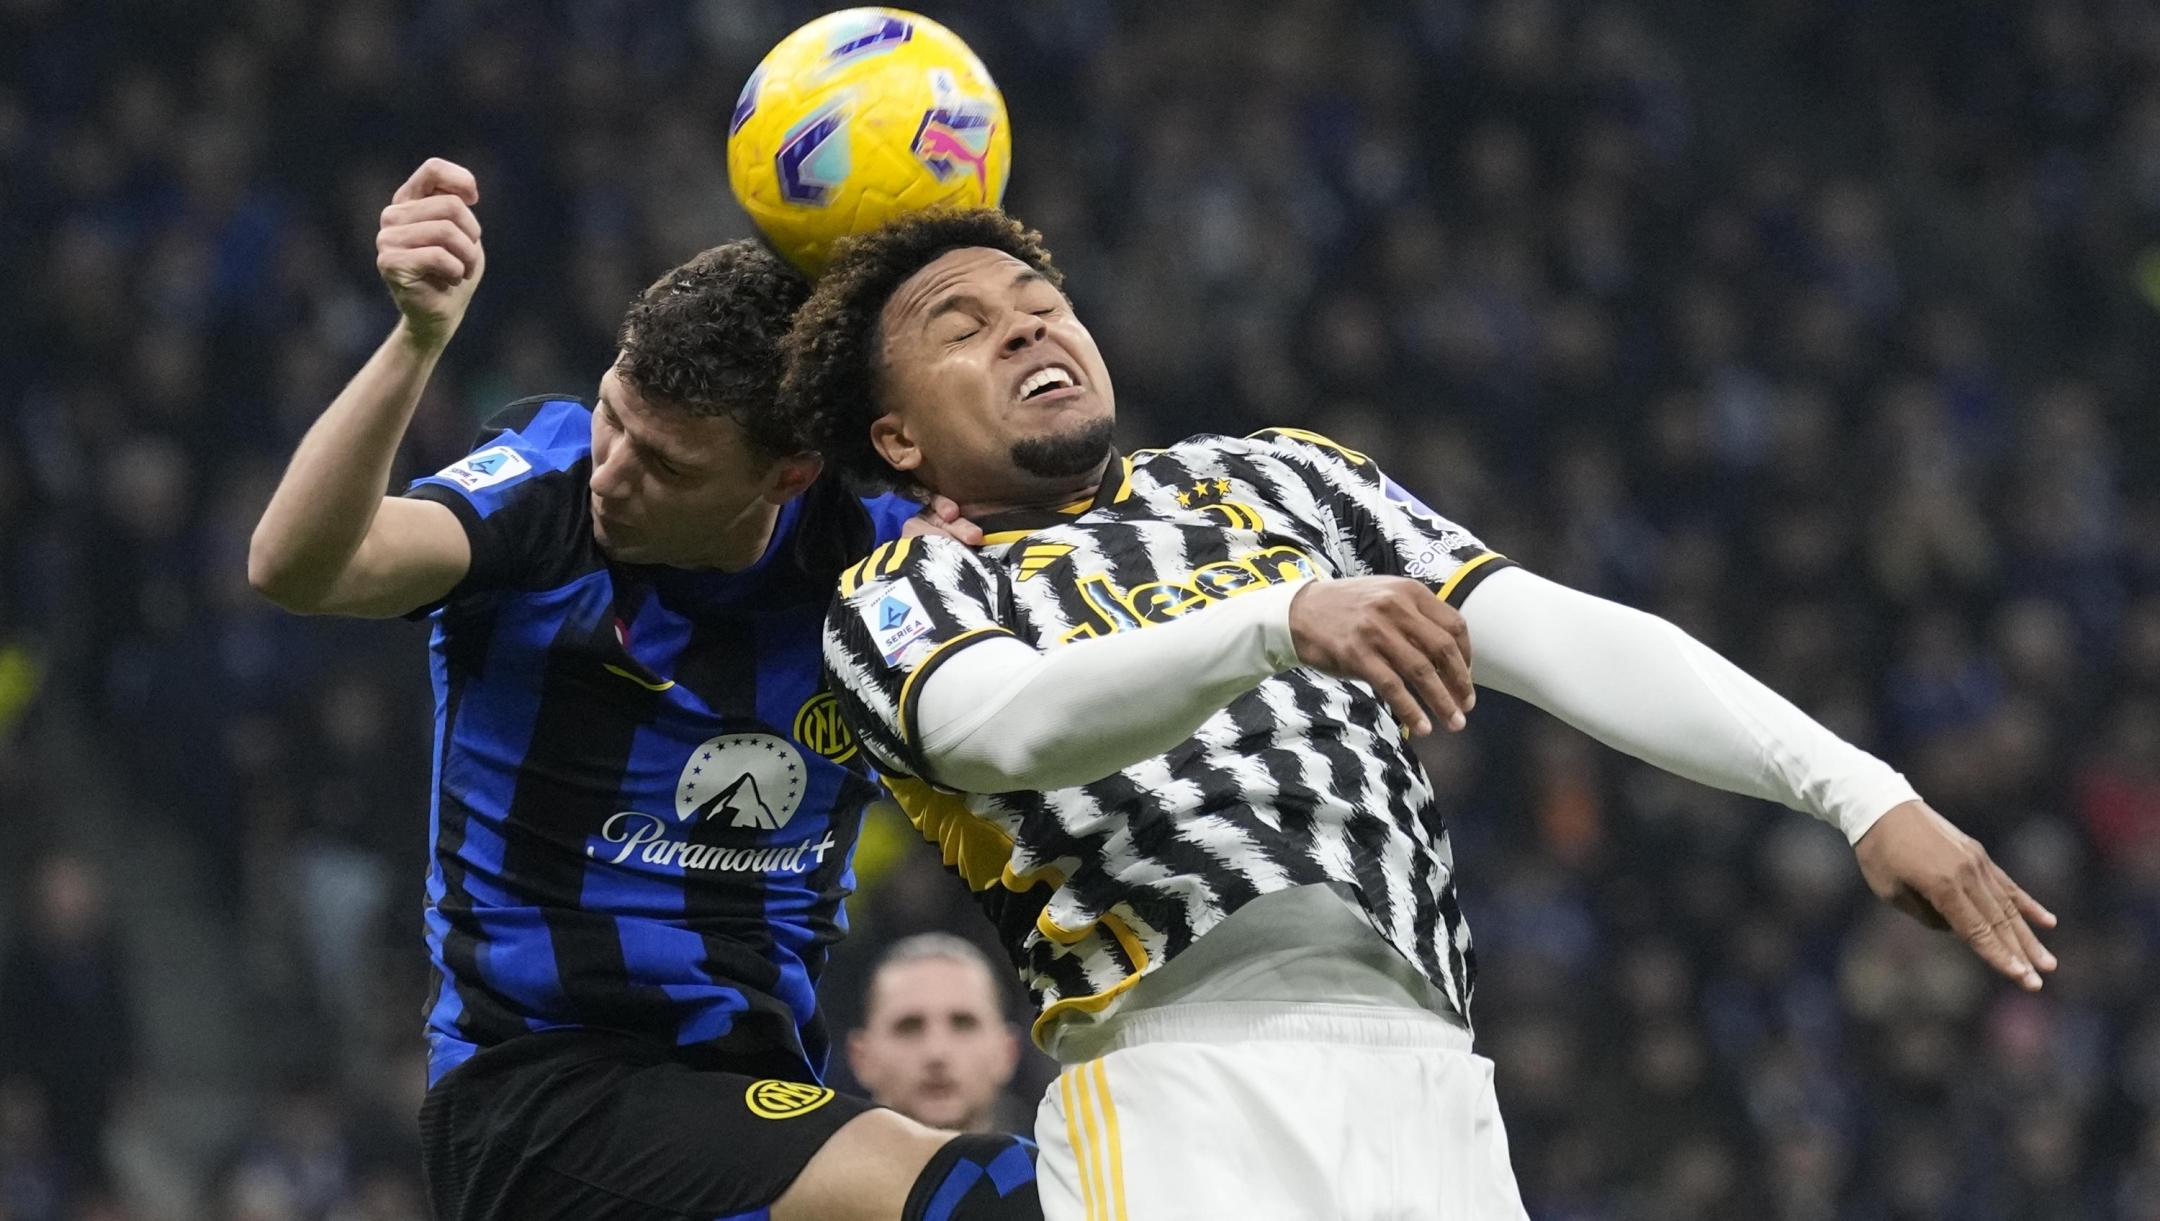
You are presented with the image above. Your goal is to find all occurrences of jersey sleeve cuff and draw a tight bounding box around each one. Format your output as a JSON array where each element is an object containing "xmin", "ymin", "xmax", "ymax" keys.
[
  {"xmin": 399, "ymin": 482, "xmax": 489, "ymax": 618},
  {"xmin": 1436, "ymin": 553, "xmax": 1515, "ymax": 607},
  {"xmin": 1830, "ymin": 771, "xmax": 1923, "ymax": 845}
]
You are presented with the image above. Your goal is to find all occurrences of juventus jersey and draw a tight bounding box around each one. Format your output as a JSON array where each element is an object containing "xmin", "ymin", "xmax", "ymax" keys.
[{"xmin": 822, "ymin": 430, "xmax": 1515, "ymax": 1043}]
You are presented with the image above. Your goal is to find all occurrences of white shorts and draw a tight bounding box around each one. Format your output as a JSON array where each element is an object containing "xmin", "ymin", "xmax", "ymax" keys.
[{"xmin": 1034, "ymin": 1003, "xmax": 1530, "ymax": 1221}]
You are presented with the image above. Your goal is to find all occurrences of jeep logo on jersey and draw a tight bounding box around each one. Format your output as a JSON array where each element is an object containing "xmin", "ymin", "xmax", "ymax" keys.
[
  {"xmin": 1060, "ymin": 543, "xmax": 1321, "ymax": 642},
  {"xmin": 675, "ymin": 733, "xmax": 807, "ymax": 830}
]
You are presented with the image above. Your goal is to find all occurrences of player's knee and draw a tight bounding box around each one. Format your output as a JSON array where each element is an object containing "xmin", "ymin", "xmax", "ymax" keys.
[{"xmin": 903, "ymin": 1132, "xmax": 1040, "ymax": 1221}]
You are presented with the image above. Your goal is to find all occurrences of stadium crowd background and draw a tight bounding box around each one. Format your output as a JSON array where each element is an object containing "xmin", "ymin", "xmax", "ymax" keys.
[{"xmin": 2, "ymin": 0, "xmax": 2158, "ymax": 1217}]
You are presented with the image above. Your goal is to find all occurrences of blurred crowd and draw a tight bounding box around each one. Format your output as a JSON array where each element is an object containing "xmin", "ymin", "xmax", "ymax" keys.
[{"xmin": 2, "ymin": 0, "xmax": 2158, "ymax": 1218}]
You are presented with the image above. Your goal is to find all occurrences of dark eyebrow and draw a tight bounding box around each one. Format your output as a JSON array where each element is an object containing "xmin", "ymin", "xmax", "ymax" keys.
[
  {"xmin": 920, "ymin": 268, "xmax": 1053, "ymax": 331},
  {"xmin": 924, "ymin": 291, "xmax": 986, "ymax": 330},
  {"xmin": 603, "ymin": 391, "xmax": 693, "ymax": 471}
]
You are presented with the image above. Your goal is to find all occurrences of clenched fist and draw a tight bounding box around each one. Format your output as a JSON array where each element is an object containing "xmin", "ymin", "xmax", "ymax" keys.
[
  {"xmin": 377, "ymin": 158, "xmax": 485, "ymax": 351},
  {"xmin": 1289, "ymin": 577, "xmax": 1476, "ymax": 737}
]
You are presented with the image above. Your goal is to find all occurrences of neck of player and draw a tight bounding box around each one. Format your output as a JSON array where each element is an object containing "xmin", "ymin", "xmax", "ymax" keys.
[
  {"xmin": 950, "ymin": 454, "xmax": 1111, "ymax": 521},
  {"xmin": 686, "ymin": 498, "xmax": 784, "ymax": 572}
]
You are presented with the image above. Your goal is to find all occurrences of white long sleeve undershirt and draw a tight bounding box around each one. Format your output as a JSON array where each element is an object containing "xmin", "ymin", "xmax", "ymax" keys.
[
  {"xmin": 913, "ymin": 566, "xmax": 1917, "ymax": 842},
  {"xmin": 1459, "ymin": 568, "xmax": 1916, "ymax": 842},
  {"xmin": 915, "ymin": 580, "xmax": 1307, "ymax": 793}
]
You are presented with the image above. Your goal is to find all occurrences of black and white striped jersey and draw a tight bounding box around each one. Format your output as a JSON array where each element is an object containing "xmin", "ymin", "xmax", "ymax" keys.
[{"xmin": 821, "ymin": 429, "xmax": 1515, "ymax": 1043}]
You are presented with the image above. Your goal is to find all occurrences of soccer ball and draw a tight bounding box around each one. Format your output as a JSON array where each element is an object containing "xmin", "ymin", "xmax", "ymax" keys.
[{"xmin": 728, "ymin": 7, "xmax": 1012, "ymax": 276}]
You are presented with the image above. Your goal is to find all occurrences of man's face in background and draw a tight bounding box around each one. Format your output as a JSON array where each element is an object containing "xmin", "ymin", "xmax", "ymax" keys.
[{"xmin": 847, "ymin": 954, "xmax": 1020, "ymax": 1132}]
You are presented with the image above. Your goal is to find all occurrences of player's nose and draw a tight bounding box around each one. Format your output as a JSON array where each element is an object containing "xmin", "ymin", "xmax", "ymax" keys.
[
  {"xmin": 589, "ymin": 450, "xmax": 634, "ymax": 500},
  {"xmin": 996, "ymin": 307, "xmax": 1048, "ymax": 354}
]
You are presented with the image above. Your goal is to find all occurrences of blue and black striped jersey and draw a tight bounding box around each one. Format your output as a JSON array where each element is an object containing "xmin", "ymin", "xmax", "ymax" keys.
[{"xmin": 402, "ymin": 396, "xmax": 919, "ymax": 1087}]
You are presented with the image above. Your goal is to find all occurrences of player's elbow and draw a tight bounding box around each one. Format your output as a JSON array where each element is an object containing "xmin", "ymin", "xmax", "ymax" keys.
[{"xmin": 245, "ymin": 533, "xmax": 329, "ymax": 614}]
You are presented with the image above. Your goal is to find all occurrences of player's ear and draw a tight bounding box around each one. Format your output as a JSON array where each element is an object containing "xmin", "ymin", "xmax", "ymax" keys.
[
  {"xmin": 993, "ymin": 1021, "xmax": 1020, "ymax": 1086},
  {"xmin": 870, "ymin": 411, "xmax": 922, "ymax": 476},
  {"xmin": 761, "ymin": 452, "xmax": 823, "ymax": 504},
  {"xmin": 844, "ymin": 1026, "xmax": 875, "ymax": 1086}
]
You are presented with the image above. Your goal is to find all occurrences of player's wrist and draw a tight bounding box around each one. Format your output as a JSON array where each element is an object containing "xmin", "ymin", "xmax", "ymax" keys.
[
  {"xmin": 392, "ymin": 311, "xmax": 460, "ymax": 358},
  {"xmin": 1257, "ymin": 579, "xmax": 1310, "ymax": 672}
]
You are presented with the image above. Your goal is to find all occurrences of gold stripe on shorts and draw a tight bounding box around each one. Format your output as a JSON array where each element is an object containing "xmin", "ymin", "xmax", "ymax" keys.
[
  {"xmin": 1072, "ymin": 1065, "xmax": 1111, "ymax": 1221},
  {"xmin": 1061, "ymin": 1068, "xmax": 1100, "ymax": 1221},
  {"xmin": 1090, "ymin": 1059, "xmax": 1130, "ymax": 1220}
]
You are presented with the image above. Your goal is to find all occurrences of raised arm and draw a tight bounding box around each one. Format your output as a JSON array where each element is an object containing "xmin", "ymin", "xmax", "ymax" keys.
[
  {"xmin": 1459, "ymin": 564, "xmax": 2058, "ymax": 990},
  {"xmin": 247, "ymin": 158, "xmax": 485, "ymax": 618}
]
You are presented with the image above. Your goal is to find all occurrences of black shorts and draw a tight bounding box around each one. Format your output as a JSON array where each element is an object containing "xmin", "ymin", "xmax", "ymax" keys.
[{"xmin": 419, "ymin": 1028, "xmax": 876, "ymax": 1221}]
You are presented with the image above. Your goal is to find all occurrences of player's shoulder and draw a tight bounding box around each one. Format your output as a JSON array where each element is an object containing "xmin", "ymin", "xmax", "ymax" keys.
[
  {"xmin": 1237, "ymin": 427, "xmax": 1374, "ymax": 468},
  {"xmin": 1127, "ymin": 429, "xmax": 1376, "ymax": 500},
  {"xmin": 836, "ymin": 532, "xmax": 982, "ymax": 599},
  {"xmin": 1133, "ymin": 428, "xmax": 1371, "ymax": 469},
  {"xmin": 418, "ymin": 395, "xmax": 593, "ymax": 501},
  {"xmin": 477, "ymin": 393, "xmax": 593, "ymax": 444}
]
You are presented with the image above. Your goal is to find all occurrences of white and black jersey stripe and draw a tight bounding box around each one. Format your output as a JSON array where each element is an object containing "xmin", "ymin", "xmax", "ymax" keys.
[{"xmin": 822, "ymin": 429, "xmax": 1514, "ymax": 1044}]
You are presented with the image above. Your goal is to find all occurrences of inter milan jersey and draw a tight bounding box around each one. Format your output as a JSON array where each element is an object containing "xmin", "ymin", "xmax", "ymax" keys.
[
  {"xmin": 823, "ymin": 430, "xmax": 1515, "ymax": 1045},
  {"xmin": 403, "ymin": 397, "xmax": 918, "ymax": 1087}
]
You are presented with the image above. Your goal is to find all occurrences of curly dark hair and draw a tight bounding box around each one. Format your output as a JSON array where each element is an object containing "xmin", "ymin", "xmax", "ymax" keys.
[
  {"xmin": 615, "ymin": 239, "xmax": 813, "ymax": 457},
  {"xmin": 780, "ymin": 209, "xmax": 1063, "ymax": 491}
]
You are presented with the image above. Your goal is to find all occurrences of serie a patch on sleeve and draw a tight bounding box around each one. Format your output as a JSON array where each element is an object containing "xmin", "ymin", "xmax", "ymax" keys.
[
  {"xmin": 861, "ymin": 577, "xmax": 935, "ymax": 665},
  {"xmin": 435, "ymin": 445, "xmax": 534, "ymax": 492}
]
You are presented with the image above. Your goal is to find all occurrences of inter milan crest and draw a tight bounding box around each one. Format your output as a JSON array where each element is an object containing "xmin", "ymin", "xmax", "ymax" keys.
[
  {"xmin": 793, "ymin": 692, "xmax": 859, "ymax": 764},
  {"xmin": 745, "ymin": 1079, "xmax": 835, "ymax": 1120}
]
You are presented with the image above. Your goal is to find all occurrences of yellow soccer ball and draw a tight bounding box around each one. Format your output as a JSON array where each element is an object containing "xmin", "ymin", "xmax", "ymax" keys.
[{"xmin": 728, "ymin": 8, "xmax": 1012, "ymax": 276}]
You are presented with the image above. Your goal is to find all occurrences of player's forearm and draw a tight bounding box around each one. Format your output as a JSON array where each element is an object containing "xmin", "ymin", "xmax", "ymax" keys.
[
  {"xmin": 248, "ymin": 321, "xmax": 445, "ymax": 608},
  {"xmin": 1460, "ymin": 567, "xmax": 1917, "ymax": 842},
  {"xmin": 914, "ymin": 581, "xmax": 1307, "ymax": 791}
]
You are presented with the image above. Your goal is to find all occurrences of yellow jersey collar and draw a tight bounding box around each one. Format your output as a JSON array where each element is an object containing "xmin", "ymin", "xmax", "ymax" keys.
[{"xmin": 974, "ymin": 452, "xmax": 1135, "ymax": 547}]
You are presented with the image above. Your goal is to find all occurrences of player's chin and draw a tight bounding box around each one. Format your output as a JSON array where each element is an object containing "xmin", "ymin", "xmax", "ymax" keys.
[
  {"xmin": 1016, "ymin": 399, "xmax": 1112, "ymax": 450},
  {"xmin": 592, "ymin": 524, "xmax": 651, "ymax": 564},
  {"xmin": 909, "ymin": 1094, "xmax": 970, "ymax": 1129}
]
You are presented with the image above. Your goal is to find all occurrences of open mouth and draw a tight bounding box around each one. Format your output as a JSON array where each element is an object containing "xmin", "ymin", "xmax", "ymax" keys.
[{"xmin": 1017, "ymin": 363, "xmax": 1079, "ymax": 402}]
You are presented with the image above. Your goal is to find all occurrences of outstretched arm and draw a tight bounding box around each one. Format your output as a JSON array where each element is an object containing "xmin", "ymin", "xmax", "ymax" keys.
[
  {"xmin": 1460, "ymin": 565, "xmax": 2058, "ymax": 990},
  {"xmin": 248, "ymin": 158, "xmax": 485, "ymax": 618}
]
